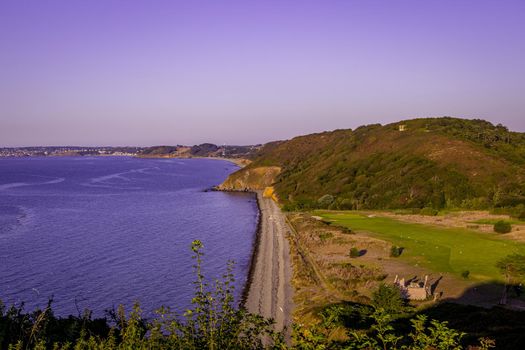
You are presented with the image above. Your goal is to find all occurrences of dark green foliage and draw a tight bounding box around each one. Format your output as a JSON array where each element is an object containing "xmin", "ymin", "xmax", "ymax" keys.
[
  {"xmin": 0, "ymin": 241, "xmax": 285, "ymax": 349},
  {"xmin": 349, "ymin": 247, "xmax": 360, "ymax": 258},
  {"xmin": 319, "ymin": 303, "xmax": 374, "ymax": 330},
  {"xmin": 295, "ymin": 285, "xmax": 523, "ymax": 349},
  {"xmin": 494, "ymin": 220, "xmax": 512, "ymax": 233},
  {"xmin": 420, "ymin": 207, "xmax": 439, "ymax": 216},
  {"xmin": 421, "ymin": 302, "xmax": 524, "ymax": 349},
  {"xmin": 347, "ymin": 312, "xmax": 466, "ymax": 350},
  {"xmin": 317, "ymin": 194, "xmax": 334, "ymax": 208},
  {"xmin": 0, "ymin": 298, "xmax": 111, "ymax": 349},
  {"xmin": 461, "ymin": 270, "xmax": 470, "ymax": 279},
  {"xmin": 139, "ymin": 145, "xmax": 179, "ymax": 155},
  {"xmin": 371, "ymin": 284, "xmax": 406, "ymax": 315},
  {"xmin": 389, "ymin": 246, "xmax": 403, "ymax": 257},
  {"xmin": 339, "ymin": 226, "xmax": 353, "ymax": 234},
  {"xmin": 190, "ymin": 143, "xmax": 219, "ymax": 156},
  {"xmin": 235, "ymin": 117, "xmax": 525, "ymax": 211},
  {"xmin": 294, "ymin": 287, "xmax": 501, "ymax": 349}
]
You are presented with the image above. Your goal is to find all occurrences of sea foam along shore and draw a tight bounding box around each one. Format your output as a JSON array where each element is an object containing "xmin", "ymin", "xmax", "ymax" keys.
[{"xmin": 242, "ymin": 191, "xmax": 293, "ymax": 339}]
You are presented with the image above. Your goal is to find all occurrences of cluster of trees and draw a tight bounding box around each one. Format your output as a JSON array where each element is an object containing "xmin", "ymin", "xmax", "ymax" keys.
[{"xmin": 243, "ymin": 118, "xmax": 525, "ymax": 212}]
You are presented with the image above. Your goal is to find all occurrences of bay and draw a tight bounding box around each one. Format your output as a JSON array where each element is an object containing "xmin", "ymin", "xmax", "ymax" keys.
[{"xmin": 0, "ymin": 157, "xmax": 257, "ymax": 317}]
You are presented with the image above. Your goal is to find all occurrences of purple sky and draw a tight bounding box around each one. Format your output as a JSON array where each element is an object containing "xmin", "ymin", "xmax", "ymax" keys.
[{"xmin": 1, "ymin": 0, "xmax": 524, "ymax": 146}]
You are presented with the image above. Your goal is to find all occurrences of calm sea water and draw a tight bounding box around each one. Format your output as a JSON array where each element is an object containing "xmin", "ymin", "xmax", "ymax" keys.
[{"xmin": 0, "ymin": 157, "xmax": 258, "ymax": 317}]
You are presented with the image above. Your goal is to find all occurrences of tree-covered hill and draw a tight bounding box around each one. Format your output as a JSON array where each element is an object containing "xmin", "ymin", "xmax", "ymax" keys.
[
  {"xmin": 137, "ymin": 144, "xmax": 261, "ymax": 159},
  {"xmin": 225, "ymin": 117, "xmax": 525, "ymax": 210}
]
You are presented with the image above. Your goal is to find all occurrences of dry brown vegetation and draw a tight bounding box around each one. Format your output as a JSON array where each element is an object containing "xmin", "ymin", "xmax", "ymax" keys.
[
  {"xmin": 286, "ymin": 213, "xmax": 476, "ymax": 324},
  {"xmin": 286, "ymin": 213, "xmax": 389, "ymax": 323}
]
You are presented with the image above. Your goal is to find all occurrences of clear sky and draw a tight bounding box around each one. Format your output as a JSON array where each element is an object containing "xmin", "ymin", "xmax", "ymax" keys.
[{"xmin": 1, "ymin": 0, "xmax": 524, "ymax": 147}]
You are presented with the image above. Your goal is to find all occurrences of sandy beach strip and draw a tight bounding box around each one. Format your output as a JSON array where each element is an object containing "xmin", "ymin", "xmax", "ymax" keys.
[{"xmin": 244, "ymin": 191, "xmax": 293, "ymax": 339}]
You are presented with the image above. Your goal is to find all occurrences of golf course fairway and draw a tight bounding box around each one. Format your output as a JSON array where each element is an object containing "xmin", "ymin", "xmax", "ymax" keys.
[{"xmin": 317, "ymin": 211, "xmax": 525, "ymax": 281}]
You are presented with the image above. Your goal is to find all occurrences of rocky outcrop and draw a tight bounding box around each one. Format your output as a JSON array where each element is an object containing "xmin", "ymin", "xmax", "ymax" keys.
[{"xmin": 218, "ymin": 166, "xmax": 281, "ymax": 191}]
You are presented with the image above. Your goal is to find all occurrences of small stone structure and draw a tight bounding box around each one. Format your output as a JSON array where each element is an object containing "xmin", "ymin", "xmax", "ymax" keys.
[
  {"xmin": 394, "ymin": 275, "xmax": 431, "ymax": 300},
  {"xmin": 398, "ymin": 124, "xmax": 407, "ymax": 132}
]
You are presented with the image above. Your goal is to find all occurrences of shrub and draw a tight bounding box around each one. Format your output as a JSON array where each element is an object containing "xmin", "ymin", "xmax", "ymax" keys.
[
  {"xmin": 349, "ymin": 247, "xmax": 360, "ymax": 258},
  {"xmin": 318, "ymin": 232, "xmax": 333, "ymax": 242},
  {"xmin": 371, "ymin": 284, "xmax": 405, "ymax": 315},
  {"xmin": 420, "ymin": 207, "xmax": 439, "ymax": 216},
  {"xmin": 317, "ymin": 194, "xmax": 335, "ymax": 208},
  {"xmin": 461, "ymin": 270, "xmax": 470, "ymax": 279},
  {"xmin": 390, "ymin": 246, "xmax": 403, "ymax": 257},
  {"xmin": 494, "ymin": 220, "xmax": 512, "ymax": 233},
  {"xmin": 340, "ymin": 226, "xmax": 354, "ymax": 234}
]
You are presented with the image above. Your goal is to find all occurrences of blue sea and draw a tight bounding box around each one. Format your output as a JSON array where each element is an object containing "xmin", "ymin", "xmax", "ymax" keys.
[{"xmin": 0, "ymin": 157, "xmax": 258, "ymax": 317}]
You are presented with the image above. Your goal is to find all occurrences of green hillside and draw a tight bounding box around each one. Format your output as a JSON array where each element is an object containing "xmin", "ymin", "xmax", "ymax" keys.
[{"xmin": 228, "ymin": 117, "xmax": 525, "ymax": 211}]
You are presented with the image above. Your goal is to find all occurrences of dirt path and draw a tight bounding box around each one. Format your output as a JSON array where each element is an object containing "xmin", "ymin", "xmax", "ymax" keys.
[{"xmin": 245, "ymin": 191, "xmax": 293, "ymax": 337}]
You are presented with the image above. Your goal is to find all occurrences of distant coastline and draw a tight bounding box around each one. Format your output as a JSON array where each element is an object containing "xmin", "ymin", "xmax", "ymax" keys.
[{"xmin": 0, "ymin": 144, "xmax": 259, "ymax": 163}]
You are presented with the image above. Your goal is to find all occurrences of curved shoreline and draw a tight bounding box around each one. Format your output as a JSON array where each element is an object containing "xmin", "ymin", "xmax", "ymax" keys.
[
  {"xmin": 242, "ymin": 191, "xmax": 293, "ymax": 338},
  {"xmin": 241, "ymin": 192, "xmax": 263, "ymax": 305}
]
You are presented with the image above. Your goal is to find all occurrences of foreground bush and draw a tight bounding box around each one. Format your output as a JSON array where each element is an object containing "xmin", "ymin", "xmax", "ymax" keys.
[
  {"xmin": 1, "ymin": 244, "xmax": 498, "ymax": 349},
  {"xmin": 293, "ymin": 306, "xmax": 495, "ymax": 350},
  {"xmin": 0, "ymin": 241, "xmax": 285, "ymax": 350}
]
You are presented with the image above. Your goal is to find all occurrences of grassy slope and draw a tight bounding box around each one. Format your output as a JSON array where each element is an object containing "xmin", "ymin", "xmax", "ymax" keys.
[
  {"xmin": 231, "ymin": 117, "xmax": 525, "ymax": 210},
  {"xmin": 318, "ymin": 211, "xmax": 525, "ymax": 281}
]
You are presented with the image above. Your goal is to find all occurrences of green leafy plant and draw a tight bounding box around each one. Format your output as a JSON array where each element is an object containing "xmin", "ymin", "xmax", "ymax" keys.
[
  {"xmin": 349, "ymin": 247, "xmax": 360, "ymax": 258},
  {"xmin": 420, "ymin": 207, "xmax": 439, "ymax": 216},
  {"xmin": 390, "ymin": 246, "xmax": 403, "ymax": 258},
  {"xmin": 317, "ymin": 194, "xmax": 335, "ymax": 208},
  {"xmin": 494, "ymin": 220, "xmax": 512, "ymax": 233},
  {"xmin": 371, "ymin": 284, "xmax": 405, "ymax": 316},
  {"xmin": 1, "ymin": 241, "xmax": 285, "ymax": 350}
]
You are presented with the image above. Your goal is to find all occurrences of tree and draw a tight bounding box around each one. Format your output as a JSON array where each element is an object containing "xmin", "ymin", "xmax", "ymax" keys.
[
  {"xmin": 371, "ymin": 284, "xmax": 405, "ymax": 315},
  {"xmin": 496, "ymin": 254, "xmax": 525, "ymax": 304},
  {"xmin": 493, "ymin": 220, "xmax": 512, "ymax": 234},
  {"xmin": 317, "ymin": 194, "xmax": 335, "ymax": 208}
]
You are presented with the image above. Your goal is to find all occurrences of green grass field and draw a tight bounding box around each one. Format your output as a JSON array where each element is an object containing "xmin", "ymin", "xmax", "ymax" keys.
[{"xmin": 317, "ymin": 211, "xmax": 525, "ymax": 281}]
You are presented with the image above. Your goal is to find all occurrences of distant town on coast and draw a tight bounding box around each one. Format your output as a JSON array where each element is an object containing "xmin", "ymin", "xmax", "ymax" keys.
[{"xmin": 0, "ymin": 144, "xmax": 260, "ymax": 159}]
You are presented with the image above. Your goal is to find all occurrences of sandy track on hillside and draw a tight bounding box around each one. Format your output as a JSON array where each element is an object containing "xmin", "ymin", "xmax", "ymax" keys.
[{"xmin": 245, "ymin": 191, "xmax": 293, "ymax": 338}]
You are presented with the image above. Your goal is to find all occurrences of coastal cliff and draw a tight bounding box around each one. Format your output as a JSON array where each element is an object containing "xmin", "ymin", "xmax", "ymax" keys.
[{"xmin": 218, "ymin": 166, "xmax": 281, "ymax": 191}]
